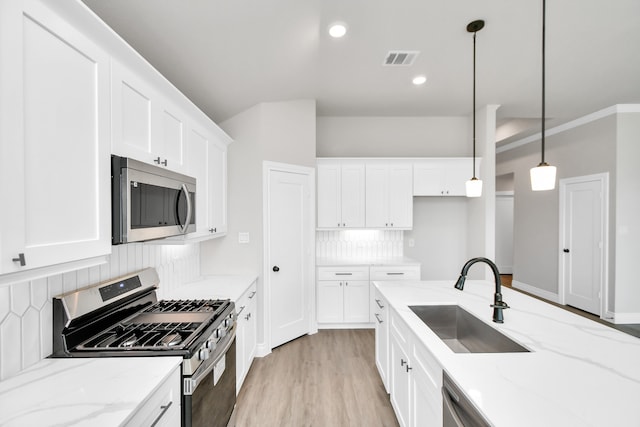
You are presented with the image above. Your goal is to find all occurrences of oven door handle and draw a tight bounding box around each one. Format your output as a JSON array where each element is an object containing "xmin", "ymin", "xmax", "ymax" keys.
[
  {"xmin": 184, "ymin": 324, "xmax": 236, "ymax": 395},
  {"xmin": 178, "ymin": 183, "xmax": 192, "ymax": 234}
]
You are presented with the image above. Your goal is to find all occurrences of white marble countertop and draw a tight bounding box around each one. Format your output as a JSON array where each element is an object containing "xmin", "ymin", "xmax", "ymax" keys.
[
  {"xmin": 0, "ymin": 356, "xmax": 182, "ymax": 427},
  {"xmin": 165, "ymin": 275, "xmax": 258, "ymax": 302},
  {"xmin": 375, "ymin": 280, "xmax": 640, "ymax": 427},
  {"xmin": 316, "ymin": 256, "xmax": 420, "ymax": 267}
]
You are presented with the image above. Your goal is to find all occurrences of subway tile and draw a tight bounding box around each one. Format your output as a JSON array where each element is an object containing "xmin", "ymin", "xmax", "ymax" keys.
[
  {"xmin": 30, "ymin": 278, "xmax": 48, "ymax": 310},
  {"xmin": 11, "ymin": 282, "xmax": 30, "ymax": 316},
  {"xmin": 1, "ymin": 313, "xmax": 21, "ymax": 381}
]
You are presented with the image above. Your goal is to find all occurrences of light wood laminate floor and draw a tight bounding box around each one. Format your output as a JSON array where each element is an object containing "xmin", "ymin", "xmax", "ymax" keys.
[{"xmin": 233, "ymin": 329, "xmax": 399, "ymax": 427}]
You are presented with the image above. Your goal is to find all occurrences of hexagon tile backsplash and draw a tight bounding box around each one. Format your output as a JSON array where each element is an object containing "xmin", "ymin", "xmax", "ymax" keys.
[{"xmin": 0, "ymin": 242, "xmax": 200, "ymax": 381}]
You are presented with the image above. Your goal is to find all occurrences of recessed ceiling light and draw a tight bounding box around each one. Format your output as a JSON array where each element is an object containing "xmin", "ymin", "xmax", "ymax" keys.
[
  {"xmin": 412, "ymin": 75, "xmax": 427, "ymax": 85},
  {"xmin": 328, "ymin": 23, "xmax": 347, "ymax": 38}
]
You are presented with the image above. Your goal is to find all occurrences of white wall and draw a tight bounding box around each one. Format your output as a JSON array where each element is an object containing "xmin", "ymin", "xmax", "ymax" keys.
[
  {"xmin": 614, "ymin": 112, "xmax": 640, "ymax": 317},
  {"xmin": 317, "ymin": 116, "xmax": 470, "ymax": 157},
  {"xmin": 496, "ymin": 107, "xmax": 640, "ymax": 320},
  {"xmin": 200, "ymin": 99, "xmax": 317, "ymax": 346},
  {"xmin": 0, "ymin": 243, "xmax": 200, "ymax": 381}
]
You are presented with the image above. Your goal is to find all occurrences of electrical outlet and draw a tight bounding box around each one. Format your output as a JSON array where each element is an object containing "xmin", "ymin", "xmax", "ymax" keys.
[{"xmin": 238, "ymin": 232, "xmax": 250, "ymax": 244}]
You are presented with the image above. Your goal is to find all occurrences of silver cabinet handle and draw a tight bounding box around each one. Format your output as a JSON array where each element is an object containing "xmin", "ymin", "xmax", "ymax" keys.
[
  {"xmin": 406, "ymin": 365, "xmax": 412, "ymax": 372},
  {"xmin": 237, "ymin": 305, "xmax": 246, "ymax": 316},
  {"xmin": 400, "ymin": 359, "xmax": 406, "ymax": 367},
  {"xmin": 150, "ymin": 400, "xmax": 173, "ymax": 427},
  {"xmin": 249, "ymin": 291, "xmax": 256, "ymax": 299},
  {"xmin": 375, "ymin": 299, "xmax": 384, "ymax": 309},
  {"xmin": 335, "ymin": 273, "xmax": 352, "ymax": 276},
  {"xmin": 209, "ymin": 228, "xmax": 217, "ymax": 233},
  {"xmin": 12, "ymin": 253, "xmax": 26, "ymax": 266},
  {"xmin": 374, "ymin": 313, "xmax": 383, "ymax": 324},
  {"xmin": 245, "ymin": 312, "xmax": 251, "ymax": 321},
  {"xmin": 386, "ymin": 272, "xmax": 404, "ymax": 275}
]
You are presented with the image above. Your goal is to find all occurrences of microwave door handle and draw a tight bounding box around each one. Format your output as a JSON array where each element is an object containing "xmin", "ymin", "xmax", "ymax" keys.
[{"xmin": 178, "ymin": 183, "xmax": 192, "ymax": 234}]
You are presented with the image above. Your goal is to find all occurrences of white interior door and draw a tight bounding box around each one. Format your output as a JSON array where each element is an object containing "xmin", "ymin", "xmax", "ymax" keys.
[
  {"xmin": 265, "ymin": 163, "xmax": 313, "ymax": 349},
  {"xmin": 560, "ymin": 175, "xmax": 607, "ymax": 316},
  {"xmin": 495, "ymin": 193, "xmax": 514, "ymax": 274}
]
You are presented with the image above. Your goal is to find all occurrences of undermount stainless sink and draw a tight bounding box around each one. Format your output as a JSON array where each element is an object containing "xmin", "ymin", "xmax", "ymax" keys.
[{"xmin": 409, "ymin": 305, "xmax": 529, "ymax": 353}]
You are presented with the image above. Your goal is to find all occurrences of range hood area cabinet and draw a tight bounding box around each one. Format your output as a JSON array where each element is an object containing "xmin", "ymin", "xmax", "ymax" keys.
[
  {"xmin": 413, "ymin": 158, "xmax": 477, "ymax": 196},
  {"xmin": 111, "ymin": 59, "xmax": 188, "ymax": 175},
  {"xmin": 0, "ymin": 0, "xmax": 111, "ymax": 274}
]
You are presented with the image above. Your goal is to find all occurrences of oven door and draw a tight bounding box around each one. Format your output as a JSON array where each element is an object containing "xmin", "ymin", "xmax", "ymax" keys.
[{"xmin": 183, "ymin": 337, "xmax": 236, "ymax": 427}]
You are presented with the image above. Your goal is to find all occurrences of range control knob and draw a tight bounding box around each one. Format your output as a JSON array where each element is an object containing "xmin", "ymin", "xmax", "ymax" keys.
[
  {"xmin": 198, "ymin": 348, "xmax": 210, "ymax": 361},
  {"xmin": 205, "ymin": 339, "xmax": 216, "ymax": 351}
]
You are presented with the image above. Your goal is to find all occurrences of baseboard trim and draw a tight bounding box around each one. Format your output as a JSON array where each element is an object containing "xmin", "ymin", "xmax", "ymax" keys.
[
  {"xmin": 511, "ymin": 280, "xmax": 560, "ymax": 304},
  {"xmin": 317, "ymin": 323, "xmax": 374, "ymax": 330},
  {"xmin": 609, "ymin": 312, "xmax": 640, "ymax": 324},
  {"xmin": 255, "ymin": 343, "xmax": 271, "ymax": 358}
]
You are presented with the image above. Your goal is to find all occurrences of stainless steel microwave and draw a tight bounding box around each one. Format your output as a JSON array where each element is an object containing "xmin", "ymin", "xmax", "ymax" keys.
[{"xmin": 111, "ymin": 155, "xmax": 196, "ymax": 244}]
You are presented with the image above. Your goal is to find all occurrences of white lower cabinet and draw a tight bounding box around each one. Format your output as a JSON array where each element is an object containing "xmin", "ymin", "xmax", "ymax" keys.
[
  {"xmin": 236, "ymin": 281, "xmax": 258, "ymax": 393},
  {"xmin": 317, "ymin": 267, "xmax": 370, "ymax": 325},
  {"xmin": 369, "ymin": 265, "xmax": 420, "ymax": 323},
  {"xmin": 125, "ymin": 364, "xmax": 181, "ymax": 427},
  {"xmin": 389, "ymin": 309, "xmax": 442, "ymax": 427},
  {"xmin": 373, "ymin": 289, "xmax": 390, "ymax": 392}
]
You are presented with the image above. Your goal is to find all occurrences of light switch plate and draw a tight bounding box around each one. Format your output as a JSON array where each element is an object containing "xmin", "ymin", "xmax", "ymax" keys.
[{"xmin": 238, "ymin": 232, "xmax": 250, "ymax": 244}]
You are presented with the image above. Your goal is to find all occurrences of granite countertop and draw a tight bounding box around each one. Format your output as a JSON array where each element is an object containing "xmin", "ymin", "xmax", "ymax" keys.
[
  {"xmin": 375, "ymin": 280, "xmax": 640, "ymax": 427},
  {"xmin": 0, "ymin": 357, "xmax": 182, "ymax": 427},
  {"xmin": 165, "ymin": 275, "xmax": 258, "ymax": 302},
  {"xmin": 316, "ymin": 256, "xmax": 420, "ymax": 267}
]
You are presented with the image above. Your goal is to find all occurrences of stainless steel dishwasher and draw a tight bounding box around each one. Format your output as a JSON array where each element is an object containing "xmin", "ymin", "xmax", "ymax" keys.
[{"xmin": 442, "ymin": 372, "xmax": 491, "ymax": 427}]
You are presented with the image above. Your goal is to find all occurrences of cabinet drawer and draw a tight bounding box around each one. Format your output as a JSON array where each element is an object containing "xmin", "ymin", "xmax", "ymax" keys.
[
  {"xmin": 318, "ymin": 266, "xmax": 369, "ymax": 281},
  {"xmin": 124, "ymin": 364, "xmax": 181, "ymax": 427},
  {"xmin": 412, "ymin": 339, "xmax": 442, "ymax": 391},
  {"xmin": 236, "ymin": 282, "xmax": 258, "ymax": 316},
  {"xmin": 390, "ymin": 309, "xmax": 410, "ymax": 348},
  {"xmin": 370, "ymin": 265, "xmax": 420, "ymax": 281}
]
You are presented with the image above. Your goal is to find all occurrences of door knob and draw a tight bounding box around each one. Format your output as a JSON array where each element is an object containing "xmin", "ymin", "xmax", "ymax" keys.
[
  {"xmin": 563, "ymin": 248, "xmax": 570, "ymax": 253},
  {"xmin": 272, "ymin": 266, "xmax": 280, "ymax": 272}
]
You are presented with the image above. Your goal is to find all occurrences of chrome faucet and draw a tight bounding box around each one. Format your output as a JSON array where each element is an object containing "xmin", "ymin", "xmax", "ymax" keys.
[{"xmin": 454, "ymin": 257, "xmax": 510, "ymax": 323}]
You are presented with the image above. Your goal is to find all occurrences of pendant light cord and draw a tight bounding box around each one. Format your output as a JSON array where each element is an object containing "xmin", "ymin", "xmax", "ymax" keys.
[
  {"xmin": 541, "ymin": 0, "xmax": 546, "ymax": 165},
  {"xmin": 472, "ymin": 31, "xmax": 477, "ymax": 179}
]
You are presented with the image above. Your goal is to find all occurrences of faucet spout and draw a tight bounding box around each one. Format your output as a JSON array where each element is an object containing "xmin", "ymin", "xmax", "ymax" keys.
[{"xmin": 454, "ymin": 257, "xmax": 509, "ymax": 323}]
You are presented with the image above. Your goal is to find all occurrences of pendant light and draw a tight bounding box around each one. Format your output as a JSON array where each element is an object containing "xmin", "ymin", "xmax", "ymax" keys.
[
  {"xmin": 530, "ymin": 0, "xmax": 557, "ymax": 191},
  {"xmin": 465, "ymin": 20, "xmax": 484, "ymax": 198}
]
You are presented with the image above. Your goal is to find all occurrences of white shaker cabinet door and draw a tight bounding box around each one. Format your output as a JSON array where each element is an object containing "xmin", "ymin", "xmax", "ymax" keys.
[
  {"xmin": 317, "ymin": 162, "xmax": 341, "ymax": 228},
  {"xmin": 317, "ymin": 281, "xmax": 344, "ymax": 323},
  {"xmin": 0, "ymin": 0, "xmax": 110, "ymax": 273},
  {"xmin": 207, "ymin": 139, "xmax": 228, "ymax": 236},
  {"xmin": 343, "ymin": 280, "xmax": 370, "ymax": 323},
  {"xmin": 364, "ymin": 163, "xmax": 388, "ymax": 228},
  {"xmin": 339, "ymin": 161, "xmax": 366, "ymax": 228},
  {"xmin": 387, "ymin": 163, "xmax": 413, "ymax": 228},
  {"xmin": 187, "ymin": 127, "xmax": 210, "ymax": 235}
]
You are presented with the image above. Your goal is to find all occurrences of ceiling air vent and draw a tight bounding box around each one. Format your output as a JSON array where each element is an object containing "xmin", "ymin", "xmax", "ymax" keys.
[{"xmin": 383, "ymin": 50, "xmax": 419, "ymax": 66}]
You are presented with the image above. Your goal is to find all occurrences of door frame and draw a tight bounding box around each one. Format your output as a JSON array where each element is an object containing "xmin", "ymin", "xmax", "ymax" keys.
[
  {"xmin": 262, "ymin": 161, "xmax": 316, "ymax": 354},
  {"xmin": 558, "ymin": 172, "xmax": 609, "ymax": 318}
]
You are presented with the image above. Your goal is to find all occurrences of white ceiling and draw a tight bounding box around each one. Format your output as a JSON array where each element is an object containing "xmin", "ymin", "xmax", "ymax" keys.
[{"xmin": 82, "ymin": 0, "xmax": 640, "ymax": 127}]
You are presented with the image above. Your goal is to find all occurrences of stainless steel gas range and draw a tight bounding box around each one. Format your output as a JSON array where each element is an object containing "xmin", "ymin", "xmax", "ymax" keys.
[{"xmin": 52, "ymin": 268, "xmax": 236, "ymax": 427}]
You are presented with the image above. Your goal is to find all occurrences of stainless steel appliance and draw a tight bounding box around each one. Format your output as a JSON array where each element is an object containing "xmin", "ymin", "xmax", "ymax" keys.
[
  {"xmin": 442, "ymin": 372, "xmax": 490, "ymax": 427},
  {"xmin": 112, "ymin": 155, "xmax": 196, "ymax": 244},
  {"xmin": 52, "ymin": 268, "xmax": 236, "ymax": 427}
]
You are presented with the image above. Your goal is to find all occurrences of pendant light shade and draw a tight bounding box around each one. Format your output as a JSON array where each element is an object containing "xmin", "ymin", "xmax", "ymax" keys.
[
  {"xmin": 530, "ymin": 0, "xmax": 556, "ymax": 191},
  {"xmin": 466, "ymin": 20, "xmax": 484, "ymax": 198}
]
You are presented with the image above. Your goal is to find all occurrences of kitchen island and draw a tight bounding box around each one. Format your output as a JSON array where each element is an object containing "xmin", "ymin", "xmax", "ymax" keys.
[{"xmin": 376, "ymin": 280, "xmax": 640, "ymax": 427}]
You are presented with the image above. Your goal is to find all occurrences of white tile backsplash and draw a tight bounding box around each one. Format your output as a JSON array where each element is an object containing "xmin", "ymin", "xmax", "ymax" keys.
[
  {"xmin": 316, "ymin": 230, "xmax": 404, "ymax": 259},
  {"xmin": 0, "ymin": 242, "xmax": 200, "ymax": 381}
]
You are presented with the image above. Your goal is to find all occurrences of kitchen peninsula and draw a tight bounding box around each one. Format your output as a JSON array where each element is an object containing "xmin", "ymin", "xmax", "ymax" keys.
[{"xmin": 375, "ymin": 280, "xmax": 640, "ymax": 426}]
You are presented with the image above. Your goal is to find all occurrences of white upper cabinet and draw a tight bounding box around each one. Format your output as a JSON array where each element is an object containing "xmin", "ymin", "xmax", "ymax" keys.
[
  {"xmin": 184, "ymin": 124, "xmax": 228, "ymax": 240},
  {"xmin": 413, "ymin": 158, "xmax": 475, "ymax": 196},
  {"xmin": 366, "ymin": 161, "xmax": 413, "ymax": 228},
  {"xmin": 111, "ymin": 60, "xmax": 187, "ymax": 173},
  {"xmin": 317, "ymin": 159, "xmax": 365, "ymax": 228},
  {"xmin": 0, "ymin": 0, "xmax": 111, "ymax": 273}
]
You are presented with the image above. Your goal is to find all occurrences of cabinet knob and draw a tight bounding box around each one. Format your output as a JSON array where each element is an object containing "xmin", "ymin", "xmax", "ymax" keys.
[
  {"xmin": 12, "ymin": 253, "xmax": 26, "ymax": 267},
  {"xmin": 342, "ymin": 223, "xmax": 346, "ymax": 227},
  {"xmin": 272, "ymin": 266, "xmax": 280, "ymax": 272},
  {"xmin": 209, "ymin": 228, "xmax": 217, "ymax": 233}
]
